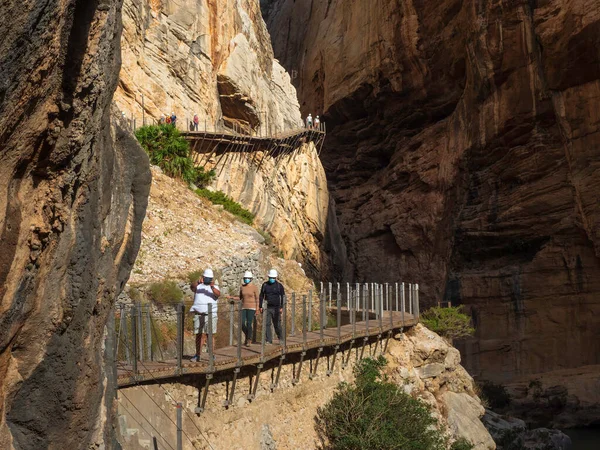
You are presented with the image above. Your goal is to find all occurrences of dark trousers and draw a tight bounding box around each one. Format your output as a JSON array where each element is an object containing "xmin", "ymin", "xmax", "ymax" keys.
[
  {"xmin": 241, "ymin": 309, "xmax": 256, "ymax": 342},
  {"xmin": 266, "ymin": 307, "xmax": 282, "ymax": 343}
]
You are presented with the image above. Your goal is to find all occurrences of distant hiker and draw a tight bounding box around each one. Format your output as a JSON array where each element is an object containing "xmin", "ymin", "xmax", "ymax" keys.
[
  {"xmin": 259, "ymin": 269, "xmax": 285, "ymax": 344},
  {"xmin": 159, "ymin": 114, "xmax": 166, "ymax": 125},
  {"xmin": 239, "ymin": 271, "xmax": 259, "ymax": 346},
  {"xmin": 306, "ymin": 114, "xmax": 313, "ymax": 129},
  {"xmin": 190, "ymin": 269, "xmax": 220, "ymax": 362},
  {"xmin": 193, "ymin": 113, "xmax": 199, "ymax": 131},
  {"xmin": 170, "ymin": 111, "xmax": 177, "ymax": 127},
  {"xmin": 165, "ymin": 115, "xmax": 172, "ymax": 125},
  {"xmin": 314, "ymin": 115, "xmax": 321, "ymax": 130}
]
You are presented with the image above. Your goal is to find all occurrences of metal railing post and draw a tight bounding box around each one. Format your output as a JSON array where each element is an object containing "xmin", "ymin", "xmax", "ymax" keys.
[
  {"xmin": 409, "ymin": 283, "xmax": 413, "ymax": 315},
  {"xmin": 401, "ymin": 282, "xmax": 406, "ymax": 326},
  {"xmin": 207, "ymin": 303, "xmax": 215, "ymax": 372},
  {"xmin": 229, "ymin": 299, "xmax": 235, "ymax": 346},
  {"xmin": 395, "ymin": 282, "xmax": 399, "ymax": 312},
  {"xmin": 308, "ymin": 289, "xmax": 313, "ymax": 331},
  {"xmin": 302, "ymin": 295, "xmax": 307, "ymax": 350},
  {"xmin": 137, "ymin": 302, "xmax": 144, "ymax": 361},
  {"xmin": 371, "ymin": 283, "xmax": 375, "ymax": 313},
  {"xmin": 145, "ymin": 305, "xmax": 152, "ymax": 362},
  {"xmin": 415, "ymin": 284, "xmax": 420, "ymax": 320},
  {"xmin": 379, "ymin": 285, "xmax": 383, "ymax": 333},
  {"xmin": 291, "ymin": 292, "xmax": 296, "ymax": 336},
  {"xmin": 385, "ymin": 282, "xmax": 389, "ymax": 313},
  {"xmin": 336, "ymin": 287, "xmax": 342, "ymax": 344},
  {"xmin": 176, "ymin": 403, "xmax": 183, "ymax": 450},
  {"xmin": 237, "ymin": 301, "xmax": 243, "ymax": 366},
  {"xmin": 131, "ymin": 304, "xmax": 138, "ymax": 376},
  {"xmin": 346, "ymin": 282, "xmax": 350, "ymax": 310},
  {"xmin": 176, "ymin": 303, "xmax": 183, "ymax": 373},
  {"xmin": 320, "ymin": 290, "xmax": 325, "ymax": 344},
  {"xmin": 365, "ymin": 289, "xmax": 370, "ymax": 336},
  {"xmin": 260, "ymin": 304, "xmax": 267, "ymax": 362},
  {"xmin": 328, "ymin": 282, "xmax": 332, "ymax": 309},
  {"xmin": 121, "ymin": 305, "xmax": 129, "ymax": 363},
  {"xmin": 282, "ymin": 295, "xmax": 287, "ymax": 351}
]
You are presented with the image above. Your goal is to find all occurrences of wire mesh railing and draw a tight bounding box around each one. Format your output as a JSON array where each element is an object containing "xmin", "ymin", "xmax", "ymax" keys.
[{"xmin": 114, "ymin": 282, "xmax": 420, "ymax": 378}]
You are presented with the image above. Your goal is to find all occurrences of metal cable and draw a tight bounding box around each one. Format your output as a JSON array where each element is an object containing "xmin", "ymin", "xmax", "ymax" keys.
[
  {"xmin": 118, "ymin": 393, "xmax": 176, "ymax": 450},
  {"xmin": 116, "ymin": 334, "xmax": 215, "ymax": 450}
]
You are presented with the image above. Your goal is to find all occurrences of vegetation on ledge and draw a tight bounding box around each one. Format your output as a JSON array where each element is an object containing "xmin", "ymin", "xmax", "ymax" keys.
[
  {"xmin": 195, "ymin": 188, "xmax": 255, "ymax": 225},
  {"xmin": 315, "ymin": 357, "xmax": 473, "ymax": 450},
  {"xmin": 421, "ymin": 305, "xmax": 475, "ymax": 341},
  {"xmin": 135, "ymin": 124, "xmax": 215, "ymax": 187}
]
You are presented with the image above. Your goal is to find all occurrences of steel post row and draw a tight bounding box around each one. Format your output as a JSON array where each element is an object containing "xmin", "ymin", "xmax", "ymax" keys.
[{"xmin": 114, "ymin": 279, "xmax": 421, "ymax": 410}]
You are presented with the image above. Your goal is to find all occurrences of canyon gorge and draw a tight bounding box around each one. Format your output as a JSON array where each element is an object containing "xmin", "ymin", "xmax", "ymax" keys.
[
  {"xmin": 263, "ymin": 0, "xmax": 600, "ymax": 397},
  {"xmin": 0, "ymin": 0, "xmax": 599, "ymax": 448}
]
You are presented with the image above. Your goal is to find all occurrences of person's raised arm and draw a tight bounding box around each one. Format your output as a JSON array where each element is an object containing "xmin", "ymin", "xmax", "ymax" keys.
[{"xmin": 210, "ymin": 279, "xmax": 221, "ymax": 297}]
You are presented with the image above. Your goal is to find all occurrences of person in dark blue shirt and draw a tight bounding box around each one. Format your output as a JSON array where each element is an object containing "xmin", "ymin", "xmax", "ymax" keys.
[{"xmin": 259, "ymin": 269, "xmax": 285, "ymax": 344}]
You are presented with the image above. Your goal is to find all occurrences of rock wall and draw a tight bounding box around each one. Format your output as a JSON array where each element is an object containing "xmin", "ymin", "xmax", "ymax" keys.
[
  {"xmin": 263, "ymin": 0, "xmax": 600, "ymax": 382},
  {"xmin": 127, "ymin": 165, "xmax": 314, "ymax": 293},
  {"xmin": 116, "ymin": 0, "xmax": 302, "ymax": 133},
  {"xmin": 117, "ymin": 324, "xmax": 495, "ymax": 450},
  {"xmin": 0, "ymin": 1, "xmax": 151, "ymax": 448},
  {"xmin": 210, "ymin": 142, "xmax": 332, "ymax": 276}
]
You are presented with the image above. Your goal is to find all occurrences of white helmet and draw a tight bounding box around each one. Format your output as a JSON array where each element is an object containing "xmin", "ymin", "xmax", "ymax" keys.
[
  {"xmin": 268, "ymin": 269, "xmax": 278, "ymax": 278},
  {"xmin": 203, "ymin": 269, "xmax": 214, "ymax": 278},
  {"xmin": 243, "ymin": 271, "xmax": 253, "ymax": 278}
]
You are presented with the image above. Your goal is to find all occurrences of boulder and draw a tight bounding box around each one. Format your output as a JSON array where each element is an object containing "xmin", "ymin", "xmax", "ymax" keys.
[{"xmin": 442, "ymin": 392, "xmax": 496, "ymax": 450}]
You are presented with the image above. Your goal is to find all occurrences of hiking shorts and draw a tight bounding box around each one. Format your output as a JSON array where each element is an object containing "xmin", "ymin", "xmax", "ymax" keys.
[{"xmin": 194, "ymin": 313, "xmax": 218, "ymax": 335}]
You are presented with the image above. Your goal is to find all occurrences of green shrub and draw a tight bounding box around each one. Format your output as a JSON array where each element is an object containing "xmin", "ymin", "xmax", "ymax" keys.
[
  {"xmin": 128, "ymin": 287, "xmax": 144, "ymax": 303},
  {"xmin": 421, "ymin": 306, "xmax": 475, "ymax": 341},
  {"xmin": 195, "ymin": 189, "xmax": 255, "ymax": 225},
  {"xmin": 147, "ymin": 280, "xmax": 183, "ymax": 305},
  {"xmin": 480, "ymin": 381, "xmax": 511, "ymax": 409},
  {"xmin": 315, "ymin": 357, "xmax": 447, "ymax": 450},
  {"xmin": 135, "ymin": 125, "xmax": 215, "ymax": 187}
]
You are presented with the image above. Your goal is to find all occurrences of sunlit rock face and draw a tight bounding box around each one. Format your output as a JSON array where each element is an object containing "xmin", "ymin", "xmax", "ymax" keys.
[
  {"xmin": 116, "ymin": 0, "xmax": 302, "ymax": 134},
  {"xmin": 0, "ymin": 1, "xmax": 150, "ymax": 448},
  {"xmin": 263, "ymin": 0, "xmax": 600, "ymax": 382}
]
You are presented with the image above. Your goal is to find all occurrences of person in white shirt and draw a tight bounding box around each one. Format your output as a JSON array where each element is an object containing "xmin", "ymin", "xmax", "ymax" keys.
[{"xmin": 190, "ymin": 268, "xmax": 221, "ymax": 362}]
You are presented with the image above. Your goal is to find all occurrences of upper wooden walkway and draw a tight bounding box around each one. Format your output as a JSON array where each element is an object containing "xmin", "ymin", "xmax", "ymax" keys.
[{"xmin": 181, "ymin": 126, "xmax": 326, "ymax": 170}]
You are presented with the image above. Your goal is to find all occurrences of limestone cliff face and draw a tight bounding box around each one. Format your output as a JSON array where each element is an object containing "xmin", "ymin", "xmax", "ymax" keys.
[
  {"xmin": 0, "ymin": 1, "xmax": 150, "ymax": 449},
  {"xmin": 116, "ymin": 0, "xmax": 302, "ymax": 133},
  {"xmin": 210, "ymin": 142, "xmax": 331, "ymax": 275},
  {"xmin": 263, "ymin": 0, "xmax": 600, "ymax": 382}
]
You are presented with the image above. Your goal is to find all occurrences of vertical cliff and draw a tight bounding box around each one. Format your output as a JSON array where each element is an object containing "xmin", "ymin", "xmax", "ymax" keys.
[
  {"xmin": 263, "ymin": 0, "xmax": 600, "ymax": 381},
  {"xmin": 210, "ymin": 141, "xmax": 332, "ymax": 275},
  {"xmin": 0, "ymin": 1, "xmax": 150, "ymax": 448},
  {"xmin": 116, "ymin": 0, "xmax": 302, "ymax": 133}
]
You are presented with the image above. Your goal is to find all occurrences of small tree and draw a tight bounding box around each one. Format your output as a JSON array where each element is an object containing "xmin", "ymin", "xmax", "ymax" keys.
[
  {"xmin": 315, "ymin": 357, "xmax": 453, "ymax": 450},
  {"xmin": 135, "ymin": 124, "xmax": 215, "ymax": 187},
  {"xmin": 421, "ymin": 306, "xmax": 475, "ymax": 341}
]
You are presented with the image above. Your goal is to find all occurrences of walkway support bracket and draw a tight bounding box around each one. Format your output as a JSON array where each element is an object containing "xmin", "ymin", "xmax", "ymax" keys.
[
  {"xmin": 310, "ymin": 347, "xmax": 323, "ymax": 380},
  {"xmin": 195, "ymin": 373, "xmax": 213, "ymax": 415},
  {"xmin": 248, "ymin": 364, "xmax": 263, "ymax": 401}
]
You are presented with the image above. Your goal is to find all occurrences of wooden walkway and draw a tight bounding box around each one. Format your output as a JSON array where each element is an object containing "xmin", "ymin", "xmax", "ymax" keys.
[
  {"xmin": 116, "ymin": 311, "xmax": 417, "ymax": 388},
  {"xmin": 181, "ymin": 127, "xmax": 326, "ymax": 171}
]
